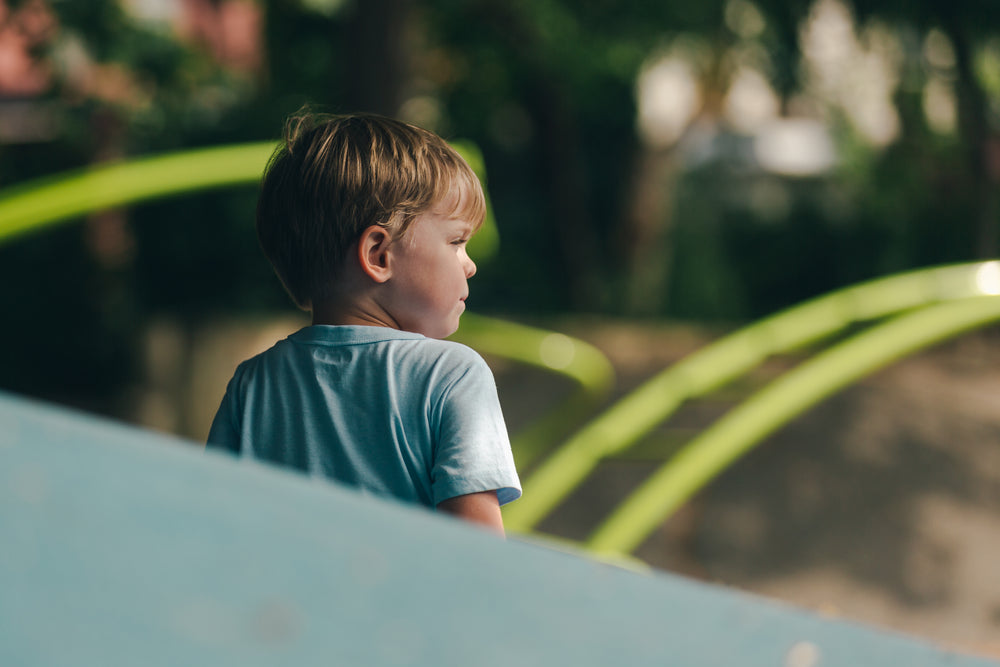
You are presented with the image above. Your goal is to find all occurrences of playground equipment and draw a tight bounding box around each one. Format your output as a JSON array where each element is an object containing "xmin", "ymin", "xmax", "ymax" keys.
[
  {"xmin": 4, "ymin": 389, "xmax": 996, "ymax": 666},
  {"xmin": 504, "ymin": 261, "xmax": 1000, "ymax": 558}
]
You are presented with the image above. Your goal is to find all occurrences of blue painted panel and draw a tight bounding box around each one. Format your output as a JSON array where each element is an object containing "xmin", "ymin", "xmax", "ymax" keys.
[{"xmin": 1, "ymin": 391, "xmax": 995, "ymax": 666}]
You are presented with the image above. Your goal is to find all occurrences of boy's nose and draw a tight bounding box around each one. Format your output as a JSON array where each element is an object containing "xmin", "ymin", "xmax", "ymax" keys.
[{"xmin": 464, "ymin": 255, "xmax": 477, "ymax": 279}]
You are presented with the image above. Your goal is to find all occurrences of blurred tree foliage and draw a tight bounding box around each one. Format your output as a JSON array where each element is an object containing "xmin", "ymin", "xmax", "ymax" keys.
[{"xmin": 1, "ymin": 0, "xmax": 998, "ymax": 412}]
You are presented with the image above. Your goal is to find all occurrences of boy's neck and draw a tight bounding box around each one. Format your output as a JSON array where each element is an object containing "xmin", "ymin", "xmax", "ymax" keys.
[{"xmin": 311, "ymin": 299, "xmax": 400, "ymax": 330}]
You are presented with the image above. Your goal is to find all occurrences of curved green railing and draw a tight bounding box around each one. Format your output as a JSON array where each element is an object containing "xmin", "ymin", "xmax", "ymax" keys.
[
  {"xmin": 586, "ymin": 292, "xmax": 1000, "ymax": 555},
  {"xmin": 0, "ymin": 142, "xmax": 275, "ymax": 245},
  {"xmin": 0, "ymin": 140, "xmax": 502, "ymax": 261},
  {"xmin": 452, "ymin": 314, "xmax": 614, "ymax": 469},
  {"xmin": 503, "ymin": 261, "xmax": 1000, "ymax": 534},
  {"xmin": 0, "ymin": 141, "xmax": 613, "ymax": 460}
]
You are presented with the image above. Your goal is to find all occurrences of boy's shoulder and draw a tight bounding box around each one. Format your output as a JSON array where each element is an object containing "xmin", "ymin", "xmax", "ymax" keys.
[
  {"xmin": 384, "ymin": 331, "xmax": 490, "ymax": 375},
  {"xmin": 230, "ymin": 326, "xmax": 491, "ymax": 387},
  {"xmin": 279, "ymin": 325, "xmax": 488, "ymax": 368}
]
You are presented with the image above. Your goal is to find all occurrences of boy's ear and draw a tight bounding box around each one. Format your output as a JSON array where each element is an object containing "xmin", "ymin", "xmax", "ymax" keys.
[{"xmin": 357, "ymin": 225, "xmax": 393, "ymax": 283}]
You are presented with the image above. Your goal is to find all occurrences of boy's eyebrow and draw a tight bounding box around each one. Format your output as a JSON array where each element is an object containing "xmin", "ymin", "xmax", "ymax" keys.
[{"xmin": 446, "ymin": 217, "xmax": 474, "ymax": 232}]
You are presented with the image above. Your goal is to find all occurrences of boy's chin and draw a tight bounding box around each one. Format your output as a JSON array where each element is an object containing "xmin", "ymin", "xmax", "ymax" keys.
[
  {"xmin": 403, "ymin": 321, "xmax": 459, "ymax": 340},
  {"xmin": 433, "ymin": 319, "xmax": 462, "ymax": 340},
  {"xmin": 400, "ymin": 310, "xmax": 463, "ymax": 339},
  {"xmin": 432, "ymin": 324, "xmax": 460, "ymax": 340}
]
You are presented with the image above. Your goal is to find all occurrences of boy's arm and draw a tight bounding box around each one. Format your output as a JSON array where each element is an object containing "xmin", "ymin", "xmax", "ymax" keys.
[{"xmin": 436, "ymin": 491, "xmax": 505, "ymax": 537}]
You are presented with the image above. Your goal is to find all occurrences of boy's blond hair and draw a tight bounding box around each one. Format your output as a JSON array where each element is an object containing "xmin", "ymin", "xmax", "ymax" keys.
[{"xmin": 256, "ymin": 111, "xmax": 486, "ymax": 310}]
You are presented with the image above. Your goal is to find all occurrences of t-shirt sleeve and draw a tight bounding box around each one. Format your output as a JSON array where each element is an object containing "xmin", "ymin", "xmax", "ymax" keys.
[
  {"xmin": 206, "ymin": 374, "xmax": 241, "ymax": 454},
  {"xmin": 430, "ymin": 350, "xmax": 522, "ymax": 507}
]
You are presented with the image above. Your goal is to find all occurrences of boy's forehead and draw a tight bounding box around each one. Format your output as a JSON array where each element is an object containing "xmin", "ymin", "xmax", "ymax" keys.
[
  {"xmin": 424, "ymin": 208, "xmax": 474, "ymax": 231},
  {"xmin": 432, "ymin": 184, "xmax": 480, "ymax": 222}
]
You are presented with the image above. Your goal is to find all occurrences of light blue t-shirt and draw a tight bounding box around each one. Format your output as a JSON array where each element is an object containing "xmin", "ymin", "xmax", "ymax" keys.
[{"xmin": 207, "ymin": 325, "xmax": 521, "ymax": 508}]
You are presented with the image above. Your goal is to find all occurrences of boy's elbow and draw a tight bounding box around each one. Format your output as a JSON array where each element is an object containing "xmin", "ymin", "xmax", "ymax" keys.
[{"xmin": 436, "ymin": 491, "xmax": 506, "ymax": 537}]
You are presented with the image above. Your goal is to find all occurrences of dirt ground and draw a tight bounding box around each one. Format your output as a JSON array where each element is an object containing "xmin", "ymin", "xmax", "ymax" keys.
[{"xmin": 496, "ymin": 318, "xmax": 1000, "ymax": 660}]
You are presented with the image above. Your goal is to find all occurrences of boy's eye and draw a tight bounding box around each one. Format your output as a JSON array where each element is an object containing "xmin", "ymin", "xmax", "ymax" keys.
[{"xmin": 452, "ymin": 238, "xmax": 469, "ymax": 246}]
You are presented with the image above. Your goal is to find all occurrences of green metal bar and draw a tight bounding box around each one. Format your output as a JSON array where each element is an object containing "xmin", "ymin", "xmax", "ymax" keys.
[
  {"xmin": 587, "ymin": 294, "xmax": 1000, "ymax": 555},
  {"xmin": 0, "ymin": 140, "xmax": 499, "ymax": 260},
  {"xmin": 0, "ymin": 142, "xmax": 277, "ymax": 245},
  {"xmin": 503, "ymin": 261, "xmax": 1000, "ymax": 533},
  {"xmin": 452, "ymin": 313, "xmax": 615, "ymax": 469}
]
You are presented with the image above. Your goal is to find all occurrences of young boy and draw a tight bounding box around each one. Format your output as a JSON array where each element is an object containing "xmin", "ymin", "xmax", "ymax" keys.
[{"xmin": 207, "ymin": 112, "xmax": 521, "ymax": 535}]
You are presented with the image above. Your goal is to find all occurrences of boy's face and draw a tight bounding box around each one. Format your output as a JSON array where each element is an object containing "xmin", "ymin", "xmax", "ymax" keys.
[{"xmin": 382, "ymin": 198, "xmax": 478, "ymax": 339}]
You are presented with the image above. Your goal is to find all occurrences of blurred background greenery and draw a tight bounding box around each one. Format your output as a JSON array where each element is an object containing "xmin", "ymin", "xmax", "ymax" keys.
[{"xmin": 1, "ymin": 0, "xmax": 998, "ymax": 417}]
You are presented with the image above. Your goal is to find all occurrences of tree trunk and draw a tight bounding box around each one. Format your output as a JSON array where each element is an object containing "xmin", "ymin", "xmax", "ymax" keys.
[
  {"xmin": 343, "ymin": 0, "xmax": 414, "ymax": 116},
  {"xmin": 943, "ymin": 19, "xmax": 998, "ymax": 258}
]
